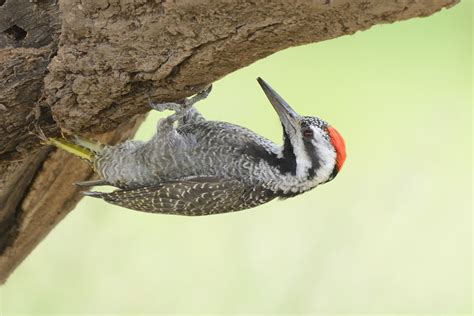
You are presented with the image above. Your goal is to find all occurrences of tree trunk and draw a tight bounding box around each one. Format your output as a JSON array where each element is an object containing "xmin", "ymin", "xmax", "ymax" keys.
[{"xmin": 0, "ymin": 0, "xmax": 459, "ymax": 284}]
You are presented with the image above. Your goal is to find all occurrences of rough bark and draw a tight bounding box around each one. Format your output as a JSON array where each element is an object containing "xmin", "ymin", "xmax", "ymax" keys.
[{"xmin": 0, "ymin": 0, "xmax": 459, "ymax": 284}]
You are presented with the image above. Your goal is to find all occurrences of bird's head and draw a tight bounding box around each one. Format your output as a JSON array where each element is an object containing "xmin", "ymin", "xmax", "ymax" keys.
[{"xmin": 257, "ymin": 77, "xmax": 346, "ymax": 185}]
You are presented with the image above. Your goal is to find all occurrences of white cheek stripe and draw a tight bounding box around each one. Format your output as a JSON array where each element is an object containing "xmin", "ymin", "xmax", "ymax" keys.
[
  {"xmin": 312, "ymin": 138, "xmax": 337, "ymax": 184},
  {"xmin": 264, "ymin": 127, "xmax": 337, "ymax": 194},
  {"xmin": 292, "ymin": 137, "xmax": 312, "ymax": 178},
  {"xmin": 289, "ymin": 127, "xmax": 337, "ymax": 191}
]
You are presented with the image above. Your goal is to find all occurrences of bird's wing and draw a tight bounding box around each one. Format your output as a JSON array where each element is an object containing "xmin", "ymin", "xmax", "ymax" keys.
[{"xmin": 83, "ymin": 177, "xmax": 250, "ymax": 216}]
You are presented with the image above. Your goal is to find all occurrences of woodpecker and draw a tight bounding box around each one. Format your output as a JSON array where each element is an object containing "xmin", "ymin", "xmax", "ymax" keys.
[{"xmin": 47, "ymin": 78, "xmax": 346, "ymax": 216}]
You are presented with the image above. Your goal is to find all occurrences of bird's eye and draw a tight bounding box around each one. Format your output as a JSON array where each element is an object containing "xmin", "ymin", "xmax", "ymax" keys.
[{"xmin": 303, "ymin": 129, "xmax": 313, "ymax": 139}]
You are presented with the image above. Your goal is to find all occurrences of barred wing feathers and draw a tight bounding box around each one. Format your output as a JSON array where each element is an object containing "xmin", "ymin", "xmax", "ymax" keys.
[{"xmin": 83, "ymin": 177, "xmax": 267, "ymax": 216}]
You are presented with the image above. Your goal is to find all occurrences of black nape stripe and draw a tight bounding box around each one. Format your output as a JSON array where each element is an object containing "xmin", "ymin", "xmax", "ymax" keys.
[
  {"xmin": 321, "ymin": 165, "xmax": 339, "ymax": 184},
  {"xmin": 329, "ymin": 165, "xmax": 339, "ymax": 181}
]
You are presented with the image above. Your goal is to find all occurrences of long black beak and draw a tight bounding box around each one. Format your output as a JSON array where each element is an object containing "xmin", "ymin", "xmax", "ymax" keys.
[{"xmin": 257, "ymin": 77, "xmax": 301, "ymax": 135}]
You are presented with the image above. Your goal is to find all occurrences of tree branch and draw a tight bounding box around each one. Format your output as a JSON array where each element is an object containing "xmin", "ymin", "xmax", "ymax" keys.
[{"xmin": 0, "ymin": 0, "xmax": 459, "ymax": 284}]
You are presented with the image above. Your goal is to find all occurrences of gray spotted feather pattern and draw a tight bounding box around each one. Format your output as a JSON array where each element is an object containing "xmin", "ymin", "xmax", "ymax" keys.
[
  {"xmin": 84, "ymin": 105, "xmax": 335, "ymax": 215},
  {"xmin": 90, "ymin": 177, "xmax": 276, "ymax": 216}
]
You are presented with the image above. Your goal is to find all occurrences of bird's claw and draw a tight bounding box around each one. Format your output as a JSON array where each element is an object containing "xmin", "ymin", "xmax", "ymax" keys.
[
  {"xmin": 185, "ymin": 84, "xmax": 212, "ymax": 106},
  {"xmin": 148, "ymin": 84, "xmax": 213, "ymax": 112}
]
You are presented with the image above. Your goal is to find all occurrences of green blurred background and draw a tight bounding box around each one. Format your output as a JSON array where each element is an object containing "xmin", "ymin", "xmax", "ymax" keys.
[{"xmin": 2, "ymin": 2, "xmax": 471, "ymax": 315}]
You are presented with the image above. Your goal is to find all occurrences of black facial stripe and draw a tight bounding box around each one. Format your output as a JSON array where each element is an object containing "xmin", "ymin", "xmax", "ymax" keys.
[{"xmin": 303, "ymin": 138, "xmax": 321, "ymax": 179}]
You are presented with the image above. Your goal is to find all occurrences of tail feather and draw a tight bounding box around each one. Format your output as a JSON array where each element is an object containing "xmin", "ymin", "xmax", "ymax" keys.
[
  {"xmin": 47, "ymin": 137, "xmax": 98, "ymax": 162},
  {"xmin": 72, "ymin": 136, "xmax": 105, "ymax": 153},
  {"xmin": 82, "ymin": 191, "xmax": 104, "ymax": 198}
]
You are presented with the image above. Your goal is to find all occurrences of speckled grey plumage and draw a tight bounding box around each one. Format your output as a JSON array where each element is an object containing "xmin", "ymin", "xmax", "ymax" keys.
[
  {"xmin": 90, "ymin": 108, "xmax": 286, "ymax": 215},
  {"xmin": 80, "ymin": 80, "xmax": 341, "ymax": 216}
]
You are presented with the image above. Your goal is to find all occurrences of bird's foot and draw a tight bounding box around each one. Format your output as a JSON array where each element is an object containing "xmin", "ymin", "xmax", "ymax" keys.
[
  {"xmin": 149, "ymin": 100, "xmax": 183, "ymax": 113},
  {"xmin": 148, "ymin": 84, "xmax": 212, "ymax": 113},
  {"xmin": 184, "ymin": 84, "xmax": 212, "ymax": 107},
  {"xmin": 154, "ymin": 85, "xmax": 212, "ymax": 131}
]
